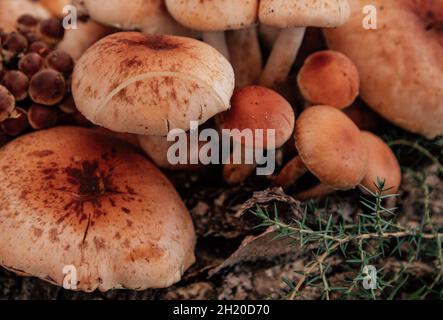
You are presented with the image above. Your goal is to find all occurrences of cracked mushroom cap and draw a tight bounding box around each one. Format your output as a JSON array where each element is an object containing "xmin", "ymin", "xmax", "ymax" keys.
[
  {"xmin": 360, "ymin": 131, "xmax": 401, "ymax": 195},
  {"xmin": 165, "ymin": 0, "xmax": 259, "ymax": 32},
  {"xmin": 324, "ymin": 0, "xmax": 443, "ymax": 139},
  {"xmin": 72, "ymin": 32, "xmax": 234, "ymax": 136},
  {"xmin": 218, "ymin": 86, "xmax": 295, "ymax": 149},
  {"xmin": 0, "ymin": 127, "xmax": 196, "ymax": 292},
  {"xmin": 259, "ymin": 0, "xmax": 350, "ymax": 28},
  {"xmin": 0, "ymin": 0, "xmax": 50, "ymax": 32},
  {"xmin": 295, "ymin": 105, "xmax": 368, "ymax": 190},
  {"xmin": 79, "ymin": 0, "xmax": 187, "ymax": 35},
  {"xmin": 297, "ymin": 50, "xmax": 360, "ymax": 109}
]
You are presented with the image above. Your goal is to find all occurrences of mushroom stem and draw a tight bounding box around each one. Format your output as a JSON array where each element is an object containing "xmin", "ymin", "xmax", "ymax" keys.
[
  {"xmin": 203, "ymin": 31, "xmax": 230, "ymax": 59},
  {"xmin": 294, "ymin": 183, "xmax": 335, "ymax": 201},
  {"xmin": 259, "ymin": 27, "xmax": 306, "ymax": 88},
  {"xmin": 273, "ymin": 156, "xmax": 307, "ymax": 189},
  {"xmin": 227, "ymin": 27, "xmax": 262, "ymax": 88},
  {"xmin": 223, "ymin": 161, "xmax": 257, "ymax": 185}
]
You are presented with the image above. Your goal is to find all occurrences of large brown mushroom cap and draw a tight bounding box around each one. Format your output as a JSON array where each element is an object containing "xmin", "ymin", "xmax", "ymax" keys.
[
  {"xmin": 165, "ymin": 0, "xmax": 259, "ymax": 32},
  {"xmin": 324, "ymin": 0, "xmax": 443, "ymax": 139},
  {"xmin": 295, "ymin": 105, "xmax": 368, "ymax": 190},
  {"xmin": 0, "ymin": 127, "xmax": 196, "ymax": 291},
  {"xmin": 72, "ymin": 32, "xmax": 235, "ymax": 136},
  {"xmin": 219, "ymin": 86, "xmax": 295, "ymax": 149},
  {"xmin": 360, "ymin": 131, "xmax": 401, "ymax": 195},
  {"xmin": 259, "ymin": 0, "xmax": 350, "ymax": 28}
]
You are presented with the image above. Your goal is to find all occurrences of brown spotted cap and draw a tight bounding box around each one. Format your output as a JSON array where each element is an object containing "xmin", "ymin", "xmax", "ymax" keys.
[
  {"xmin": 0, "ymin": 127, "xmax": 196, "ymax": 291},
  {"xmin": 72, "ymin": 32, "xmax": 234, "ymax": 136}
]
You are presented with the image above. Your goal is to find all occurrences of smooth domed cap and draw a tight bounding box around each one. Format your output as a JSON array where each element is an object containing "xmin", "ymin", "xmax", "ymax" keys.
[
  {"xmin": 259, "ymin": 0, "xmax": 350, "ymax": 28},
  {"xmin": 165, "ymin": 0, "xmax": 259, "ymax": 32},
  {"xmin": 297, "ymin": 50, "xmax": 359, "ymax": 109},
  {"xmin": 324, "ymin": 0, "xmax": 443, "ymax": 139},
  {"xmin": 360, "ymin": 131, "xmax": 401, "ymax": 195},
  {"xmin": 80, "ymin": 0, "xmax": 188, "ymax": 35},
  {"xmin": 295, "ymin": 105, "xmax": 368, "ymax": 190},
  {"xmin": 40, "ymin": 0, "xmax": 69, "ymax": 18},
  {"xmin": 0, "ymin": 0, "xmax": 50, "ymax": 32},
  {"xmin": 0, "ymin": 127, "xmax": 196, "ymax": 292},
  {"xmin": 218, "ymin": 86, "xmax": 295, "ymax": 149},
  {"xmin": 72, "ymin": 32, "xmax": 235, "ymax": 136}
]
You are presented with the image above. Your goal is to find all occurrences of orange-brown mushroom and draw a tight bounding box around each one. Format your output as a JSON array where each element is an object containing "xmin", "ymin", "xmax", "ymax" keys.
[
  {"xmin": 360, "ymin": 131, "xmax": 401, "ymax": 195},
  {"xmin": 218, "ymin": 86, "xmax": 295, "ymax": 184},
  {"xmin": 274, "ymin": 105, "xmax": 368, "ymax": 200},
  {"xmin": 297, "ymin": 50, "xmax": 359, "ymax": 109}
]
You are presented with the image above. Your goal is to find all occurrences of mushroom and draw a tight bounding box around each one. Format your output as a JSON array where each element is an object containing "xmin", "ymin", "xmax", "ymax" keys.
[
  {"xmin": 72, "ymin": 32, "xmax": 234, "ymax": 136},
  {"xmin": 0, "ymin": 0, "xmax": 50, "ymax": 32},
  {"xmin": 274, "ymin": 105, "xmax": 368, "ymax": 199},
  {"xmin": 0, "ymin": 126, "xmax": 196, "ymax": 291},
  {"xmin": 29, "ymin": 69, "xmax": 66, "ymax": 106},
  {"xmin": 226, "ymin": 27, "xmax": 263, "ymax": 88},
  {"xmin": 2, "ymin": 70, "xmax": 29, "ymax": 102},
  {"xmin": 218, "ymin": 86, "xmax": 295, "ymax": 184},
  {"xmin": 0, "ymin": 85, "xmax": 16, "ymax": 122},
  {"xmin": 360, "ymin": 131, "xmax": 401, "ymax": 195},
  {"xmin": 297, "ymin": 50, "xmax": 359, "ymax": 109},
  {"xmin": 165, "ymin": 0, "xmax": 259, "ymax": 59},
  {"xmin": 78, "ymin": 0, "xmax": 191, "ymax": 36},
  {"xmin": 324, "ymin": 0, "xmax": 443, "ymax": 139},
  {"xmin": 40, "ymin": 0, "xmax": 70, "ymax": 18},
  {"xmin": 0, "ymin": 107, "xmax": 29, "ymax": 136},
  {"xmin": 258, "ymin": 0, "xmax": 350, "ymax": 87},
  {"xmin": 57, "ymin": 18, "xmax": 114, "ymax": 60}
]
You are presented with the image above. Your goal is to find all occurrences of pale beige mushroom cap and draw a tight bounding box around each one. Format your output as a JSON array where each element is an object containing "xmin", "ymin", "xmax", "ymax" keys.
[
  {"xmin": 259, "ymin": 0, "xmax": 350, "ymax": 28},
  {"xmin": 0, "ymin": 127, "xmax": 196, "ymax": 291},
  {"xmin": 324, "ymin": 0, "xmax": 443, "ymax": 139},
  {"xmin": 80, "ymin": 0, "xmax": 188, "ymax": 35},
  {"xmin": 165, "ymin": 0, "xmax": 259, "ymax": 32},
  {"xmin": 40, "ymin": 0, "xmax": 70, "ymax": 18},
  {"xmin": 72, "ymin": 32, "xmax": 235, "ymax": 136},
  {"xmin": 0, "ymin": 0, "xmax": 50, "ymax": 32}
]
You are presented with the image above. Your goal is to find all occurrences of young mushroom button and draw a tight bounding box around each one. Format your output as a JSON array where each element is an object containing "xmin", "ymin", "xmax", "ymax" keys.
[
  {"xmin": 218, "ymin": 86, "xmax": 295, "ymax": 185},
  {"xmin": 259, "ymin": 0, "xmax": 351, "ymax": 88},
  {"xmin": 72, "ymin": 32, "xmax": 235, "ymax": 136},
  {"xmin": 297, "ymin": 50, "xmax": 360, "ymax": 109}
]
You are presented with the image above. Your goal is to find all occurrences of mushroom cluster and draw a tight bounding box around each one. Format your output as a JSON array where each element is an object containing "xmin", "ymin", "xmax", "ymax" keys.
[{"xmin": 1, "ymin": 0, "xmax": 440, "ymax": 294}]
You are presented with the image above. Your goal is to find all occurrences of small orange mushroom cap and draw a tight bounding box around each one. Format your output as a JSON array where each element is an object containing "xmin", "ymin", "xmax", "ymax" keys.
[
  {"xmin": 360, "ymin": 131, "xmax": 401, "ymax": 195},
  {"xmin": 295, "ymin": 105, "xmax": 368, "ymax": 190},
  {"xmin": 219, "ymin": 86, "xmax": 295, "ymax": 149},
  {"xmin": 297, "ymin": 50, "xmax": 359, "ymax": 109}
]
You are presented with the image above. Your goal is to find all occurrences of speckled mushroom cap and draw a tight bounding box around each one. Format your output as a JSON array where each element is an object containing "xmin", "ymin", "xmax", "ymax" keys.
[
  {"xmin": 360, "ymin": 131, "xmax": 401, "ymax": 195},
  {"xmin": 218, "ymin": 86, "xmax": 295, "ymax": 149},
  {"xmin": 324, "ymin": 0, "xmax": 443, "ymax": 139},
  {"xmin": 0, "ymin": 0, "xmax": 50, "ymax": 32},
  {"xmin": 295, "ymin": 105, "xmax": 368, "ymax": 190},
  {"xmin": 0, "ymin": 127, "xmax": 196, "ymax": 292},
  {"xmin": 259, "ymin": 0, "xmax": 350, "ymax": 28},
  {"xmin": 165, "ymin": 0, "xmax": 259, "ymax": 32},
  {"xmin": 79, "ymin": 0, "xmax": 187, "ymax": 35},
  {"xmin": 72, "ymin": 32, "xmax": 235, "ymax": 136}
]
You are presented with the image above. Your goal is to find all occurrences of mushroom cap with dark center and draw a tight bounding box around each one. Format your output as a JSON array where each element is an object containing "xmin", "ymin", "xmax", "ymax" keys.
[
  {"xmin": 360, "ymin": 131, "xmax": 401, "ymax": 195},
  {"xmin": 297, "ymin": 50, "xmax": 360, "ymax": 109},
  {"xmin": 0, "ymin": 127, "xmax": 196, "ymax": 292},
  {"xmin": 72, "ymin": 32, "xmax": 234, "ymax": 136},
  {"xmin": 218, "ymin": 86, "xmax": 295, "ymax": 149},
  {"xmin": 295, "ymin": 105, "xmax": 368, "ymax": 190}
]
